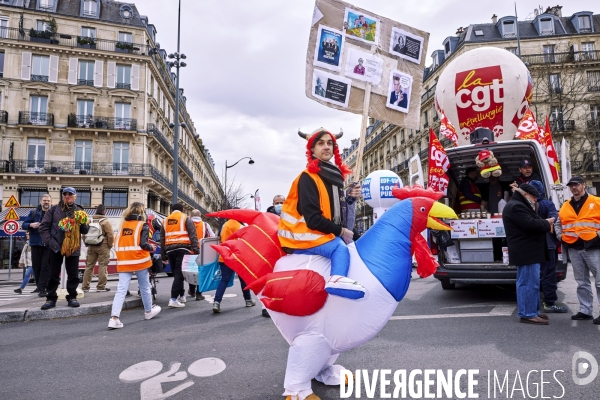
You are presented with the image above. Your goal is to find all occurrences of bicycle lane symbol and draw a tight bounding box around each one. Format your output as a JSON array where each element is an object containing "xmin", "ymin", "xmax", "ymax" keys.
[{"xmin": 119, "ymin": 358, "xmax": 226, "ymax": 400}]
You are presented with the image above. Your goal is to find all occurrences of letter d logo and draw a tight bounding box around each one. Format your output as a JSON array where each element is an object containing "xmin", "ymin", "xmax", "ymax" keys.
[{"xmin": 572, "ymin": 351, "xmax": 598, "ymax": 385}]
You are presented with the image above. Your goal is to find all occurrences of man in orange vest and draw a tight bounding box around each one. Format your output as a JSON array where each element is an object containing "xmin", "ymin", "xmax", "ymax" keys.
[
  {"xmin": 160, "ymin": 203, "xmax": 199, "ymax": 308},
  {"xmin": 458, "ymin": 166, "xmax": 486, "ymax": 212},
  {"xmin": 556, "ymin": 176, "xmax": 600, "ymax": 324},
  {"xmin": 189, "ymin": 209, "xmax": 215, "ymax": 301},
  {"xmin": 278, "ymin": 128, "xmax": 364, "ymax": 299}
]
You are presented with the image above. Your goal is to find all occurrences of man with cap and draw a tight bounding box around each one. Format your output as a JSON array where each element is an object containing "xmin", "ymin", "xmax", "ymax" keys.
[
  {"xmin": 39, "ymin": 187, "xmax": 90, "ymax": 310},
  {"xmin": 458, "ymin": 166, "xmax": 486, "ymax": 212},
  {"xmin": 555, "ymin": 176, "xmax": 600, "ymax": 324},
  {"xmin": 511, "ymin": 158, "xmax": 543, "ymax": 191},
  {"xmin": 502, "ymin": 183, "xmax": 555, "ymax": 325},
  {"xmin": 278, "ymin": 128, "xmax": 364, "ymax": 299}
]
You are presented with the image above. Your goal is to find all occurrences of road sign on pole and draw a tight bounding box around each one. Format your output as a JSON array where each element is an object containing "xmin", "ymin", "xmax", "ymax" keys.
[
  {"xmin": 4, "ymin": 195, "xmax": 20, "ymax": 208},
  {"xmin": 4, "ymin": 207, "xmax": 19, "ymax": 221},
  {"xmin": 3, "ymin": 220, "xmax": 19, "ymax": 235}
]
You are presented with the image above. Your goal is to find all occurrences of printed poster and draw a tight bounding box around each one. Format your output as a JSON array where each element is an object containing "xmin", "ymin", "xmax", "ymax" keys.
[
  {"xmin": 386, "ymin": 70, "xmax": 413, "ymax": 113},
  {"xmin": 343, "ymin": 7, "xmax": 380, "ymax": 45},
  {"xmin": 314, "ymin": 25, "xmax": 345, "ymax": 72},
  {"xmin": 344, "ymin": 48, "xmax": 383, "ymax": 86},
  {"xmin": 389, "ymin": 27, "xmax": 424, "ymax": 64},
  {"xmin": 312, "ymin": 69, "xmax": 351, "ymax": 108}
]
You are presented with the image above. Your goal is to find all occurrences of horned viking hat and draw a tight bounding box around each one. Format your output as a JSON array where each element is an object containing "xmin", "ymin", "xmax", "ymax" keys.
[{"xmin": 298, "ymin": 127, "xmax": 352, "ymax": 177}]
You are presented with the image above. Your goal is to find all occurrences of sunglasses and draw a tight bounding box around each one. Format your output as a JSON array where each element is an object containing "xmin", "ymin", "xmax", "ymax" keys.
[{"xmin": 62, "ymin": 192, "xmax": 75, "ymax": 196}]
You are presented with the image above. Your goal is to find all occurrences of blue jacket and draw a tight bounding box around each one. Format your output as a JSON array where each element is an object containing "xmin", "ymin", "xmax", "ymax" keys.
[
  {"xmin": 537, "ymin": 198, "xmax": 558, "ymax": 249},
  {"xmin": 22, "ymin": 205, "xmax": 47, "ymax": 246}
]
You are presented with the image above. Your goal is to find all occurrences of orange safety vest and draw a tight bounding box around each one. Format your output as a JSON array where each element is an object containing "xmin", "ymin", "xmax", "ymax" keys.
[
  {"xmin": 458, "ymin": 179, "xmax": 482, "ymax": 211},
  {"xmin": 559, "ymin": 195, "xmax": 600, "ymax": 243},
  {"xmin": 193, "ymin": 220, "xmax": 206, "ymax": 240},
  {"xmin": 115, "ymin": 220, "xmax": 152, "ymax": 273},
  {"xmin": 163, "ymin": 211, "xmax": 191, "ymax": 246},
  {"xmin": 278, "ymin": 170, "xmax": 336, "ymax": 249}
]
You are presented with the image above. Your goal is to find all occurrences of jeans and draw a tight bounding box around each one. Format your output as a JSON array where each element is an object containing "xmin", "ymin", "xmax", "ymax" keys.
[
  {"xmin": 167, "ymin": 249, "xmax": 188, "ymax": 299},
  {"xmin": 540, "ymin": 249, "xmax": 558, "ymax": 304},
  {"xmin": 31, "ymin": 246, "xmax": 51, "ymax": 291},
  {"xmin": 214, "ymin": 262, "xmax": 251, "ymax": 303},
  {"xmin": 82, "ymin": 243, "xmax": 111, "ymax": 290},
  {"xmin": 46, "ymin": 251, "xmax": 80, "ymax": 301},
  {"xmin": 295, "ymin": 237, "xmax": 350, "ymax": 277},
  {"xmin": 20, "ymin": 266, "xmax": 34, "ymax": 289},
  {"xmin": 111, "ymin": 268, "xmax": 153, "ymax": 317},
  {"xmin": 568, "ymin": 247, "xmax": 600, "ymax": 315},
  {"xmin": 516, "ymin": 263, "xmax": 541, "ymax": 318}
]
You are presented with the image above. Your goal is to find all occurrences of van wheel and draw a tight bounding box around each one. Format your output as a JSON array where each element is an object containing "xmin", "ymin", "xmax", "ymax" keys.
[{"xmin": 441, "ymin": 279, "xmax": 455, "ymax": 290}]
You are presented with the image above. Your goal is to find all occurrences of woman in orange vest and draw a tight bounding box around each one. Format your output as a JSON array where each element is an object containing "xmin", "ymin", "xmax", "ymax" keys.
[{"xmin": 109, "ymin": 202, "xmax": 161, "ymax": 329}]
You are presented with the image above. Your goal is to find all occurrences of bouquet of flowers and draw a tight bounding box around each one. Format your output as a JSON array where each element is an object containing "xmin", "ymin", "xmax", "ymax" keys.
[{"xmin": 59, "ymin": 210, "xmax": 90, "ymax": 256}]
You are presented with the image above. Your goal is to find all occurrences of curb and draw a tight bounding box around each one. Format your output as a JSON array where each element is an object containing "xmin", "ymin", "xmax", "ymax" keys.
[{"xmin": 0, "ymin": 298, "xmax": 143, "ymax": 323}]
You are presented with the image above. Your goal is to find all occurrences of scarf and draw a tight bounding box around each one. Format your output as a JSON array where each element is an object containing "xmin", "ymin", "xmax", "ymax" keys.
[{"xmin": 316, "ymin": 161, "xmax": 345, "ymax": 225}]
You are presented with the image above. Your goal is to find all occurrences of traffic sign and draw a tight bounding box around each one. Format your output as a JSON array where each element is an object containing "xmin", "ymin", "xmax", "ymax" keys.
[
  {"xmin": 3, "ymin": 220, "xmax": 19, "ymax": 235},
  {"xmin": 4, "ymin": 207, "xmax": 19, "ymax": 221},
  {"xmin": 4, "ymin": 195, "xmax": 20, "ymax": 208}
]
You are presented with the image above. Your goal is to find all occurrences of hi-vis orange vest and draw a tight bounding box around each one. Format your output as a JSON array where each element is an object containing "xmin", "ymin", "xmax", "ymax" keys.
[
  {"xmin": 559, "ymin": 195, "xmax": 600, "ymax": 243},
  {"xmin": 193, "ymin": 220, "xmax": 206, "ymax": 240},
  {"xmin": 115, "ymin": 220, "xmax": 152, "ymax": 272},
  {"xmin": 458, "ymin": 179, "xmax": 482, "ymax": 211},
  {"xmin": 278, "ymin": 170, "xmax": 336, "ymax": 249},
  {"xmin": 164, "ymin": 211, "xmax": 191, "ymax": 246}
]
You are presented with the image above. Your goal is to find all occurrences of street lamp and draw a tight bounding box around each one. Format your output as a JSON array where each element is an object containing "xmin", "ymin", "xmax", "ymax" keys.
[{"xmin": 223, "ymin": 157, "xmax": 254, "ymax": 209}]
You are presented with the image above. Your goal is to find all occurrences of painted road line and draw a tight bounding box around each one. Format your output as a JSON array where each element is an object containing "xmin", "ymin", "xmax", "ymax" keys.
[{"xmin": 389, "ymin": 305, "xmax": 516, "ymax": 320}]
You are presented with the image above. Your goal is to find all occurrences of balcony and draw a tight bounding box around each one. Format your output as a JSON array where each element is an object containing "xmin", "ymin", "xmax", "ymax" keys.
[
  {"xmin": 521, "ymin": 50, "xmax": 600, "ymax": 65},
  {"xmin": 420, "ymin": 85, "xmax": 437, "ymax": 104},
  {"xmin": 195, "ymin": 182, "xmax": 206, "ymax": 195},
  {"xmin": 147, "ymin": 123, "xmax": 174, "ymax": 154},
  {"xmin": 107, "ymin": 117, "xmax": 137, "ymax": 131},
  {"xmin": 31, "ymin": 75, "xmax": 49, "ymax": 82},
  {"xmin": 77, "ymin": 79, "xmax": 94, "ymax": 86},
  {"xmin": 179, "ymin": 159, "xmax": 193, "ymax": 179},
  {"xmin": 419, "ymin": 149, "xmax": 429, "ymax": 160},
  {"xmin": 116, "ymin": 82, "xmax": 132, "ymax": 90},
  {"xmin": 18, "ymin": 111, "xmax": 54, "ymax": 126},
  {"xmin": 0, "ymin": 111, "xmax": 7, "ymax": 124},
  {"xmin": 7, "ymin": 160, "xmax": 150, "ymax": 176},
  {"xmin": 550, "ymin": 119, "xmax": 575, "ymax": 132},
  {"xmin": 571, "ymin": 160, "xmax": 600, "ymax": 172},
  {"xmin": 433, "ymin": 114, "xmax": 439, "ymax": 122}
]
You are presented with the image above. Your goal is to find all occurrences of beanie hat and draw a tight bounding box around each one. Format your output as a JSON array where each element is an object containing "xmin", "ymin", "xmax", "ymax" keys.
[
  {"xmin": 520, "ymin": 183, "xmax": 540, "ymax": 198},
  {"xmin": 529, "ymin": 180, "xmax": 544, "ymax": 200}
]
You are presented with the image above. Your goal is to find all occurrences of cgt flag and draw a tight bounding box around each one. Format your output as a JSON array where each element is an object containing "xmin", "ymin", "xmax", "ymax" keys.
[
  {"xmin": 438, "ymin": 109, "xmax": 458, "ymax": 146},
  {"xmin": 542, "ymin": 116, "xmax": 560, "ymax": 184},
  {"xmin": 514, "ymin": 108, "xmax": 543, "ymax": 141},
  {"xmin": 427, "ymin": 128, "xmax": 450, "ymax": 195}
]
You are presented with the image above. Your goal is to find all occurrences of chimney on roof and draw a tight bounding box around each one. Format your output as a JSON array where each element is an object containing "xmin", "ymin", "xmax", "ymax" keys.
[
  {"xmin": 492, "ymin": 14, "xmax": 498, "ymax": 24},
  {"xmin": 456, "ymin": 27, "xmax": 464, "ymax": 34}
]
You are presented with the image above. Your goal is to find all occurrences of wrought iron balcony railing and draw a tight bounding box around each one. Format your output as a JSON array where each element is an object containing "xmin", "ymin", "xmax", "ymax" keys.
[
  {"xmin": 77, "ymin": 79, "xmax": 94, "ymax": 86},
  {"xmin": 179, "ymin": 159, "xmax": 193, "ymax": 179},
  {"xmin": 107, "ymin": 117, "xmax": 137, "ymax": 131},
  {"xmin": 550, "ymin": 119, "xmax": 575, "ymax": 132},
  {"xmin": 116, "ymin": 82, "xmax": 131, "ymax": 90},
  {"xmin": 18, "ymin": 111, "xmax": 54, "ymax": 126},
  {"xmin": 67, "ymin": 114, "xmax": 137, "ymax": 130},
  {"xmin": 31, "ymin": 75, "xmax": 49, "ymax": 82},
  {"xmin": 521, "ymin": 50, "xmax": 600, "ymax": 65},
  {"xmin": 147, "ymin": 123, "xmax": 174, "ymax": 154},
  {"xmin": 195, "ymin": 182, "xmax": 206, "ymax": 195}
]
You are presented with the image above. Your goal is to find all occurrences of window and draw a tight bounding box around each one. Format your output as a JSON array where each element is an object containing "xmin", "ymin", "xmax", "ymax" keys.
[
  {"xmin": 540, "ymin": 18, "xmax": 553, "ymax": 34},
  {"xmin": 81, "ymin": 27, "xmax": 96, "ymax": 38},
  {"xmin": 30, "ymin": 96, "xmax": 49, "ymax": 124},
  {"xmin": 543, "ymin": 45, "xmax": 555, "ymax": 63},
  {"xmin": 118, "ymin": 32, "xmax": 132, "ymax": 43},
  {"xmin": 0, "ymin": 52, "xmax": 4, "ymax": 78},
  {"xmin": 75, "ymin": 140, "xmax": 92, "ymax": 171},
  {"xmin": 76, "ymin": 99, "xmax": 94, "ymax": 126},
  {"xmin": 20, "ymin": 189, "xmax": 49, "ymax": 207},
  {"xmin": 39, "ymin": 0, "xmax": 53, "ymax": 11},
  {"xmin": 506, "ymin": 47, "xmax": 517, "ymax": 55},
  {"xmin": 588, "ymin": 71, "xmax": 600, "ymax": 92},
  {"xmin": 76, "ymin": 190, "xmax": 91, "ymax": 207},
  {"xmin": 113, "ymin": 142, "xmax": 129, "ymax": 173},
  {"xmin": 423, "ymin": 110, "xmax": 429, "ymax": 128},
  {"xmin": 550, "ymin": 106, "xmax": 563, "ymax": 122},
  {"xmin": 27, "ymin": 138, "xmax": 46, "ymax": 170},
  {"xmin": 31, "ymin": 55, "xmax": 50, "ymax": 81},
  {"xmin": 78, "ymin": 60, "xmax": 94, "ymax": 85},
  {"xmin": 0, "ymin": 17, "xmax": 8, "ymax": 39},
  {"xmin": 116, "ymin": 65, "xmax": 131, "ymax": 89},
  {"xmin": 115, "ymin": 103, "xmax": 132, "ymax": 129},
  {"xmin": 36, "ymin": 20, "xmax": 51, "ymax": 32},
  {"xmin": 582, "ymin": 42, "xmax": 596, "ymax": 60},
  {"xmin": 591, "ymin": 105, "xmax": 600, "ymax": 121},
  {"xmin": 549, "ymin": 73, "xmax": 561, "ymax": 94},
  {"xmin": 83, "ymin": 0, "xmax": 98, "ymax": 17},
  {"xmin": 103, "ymin": 191, "xmax": 128, "ymax": 207},
  {"xmin": 578, "ymin": 15, "xmax": 592, "ymax": 33},
  {"xmin": 444, "ymin": 42, "xmax": 450, "ymax": 54},
  {"xmin": 502, "ymin": 21, "xmax": 516, "ymax": 37},
  {"xmin": 474, "ymin": 30, "xmax": 484, "ymax": 36}
]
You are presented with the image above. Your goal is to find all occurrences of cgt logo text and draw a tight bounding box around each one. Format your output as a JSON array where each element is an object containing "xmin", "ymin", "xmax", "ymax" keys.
[{"xmin": 340, "ymin": 352, "xmax": 598, "ymax": 399}]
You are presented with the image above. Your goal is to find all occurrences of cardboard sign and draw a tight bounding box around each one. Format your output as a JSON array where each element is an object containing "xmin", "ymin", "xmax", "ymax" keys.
[
  {"xmin": 449, "ymin": 220, "xmax": 478, "ymax": 239},
  {"xmin": 477, "ymin": 219, "xmax": 506, "ymax": 238}
]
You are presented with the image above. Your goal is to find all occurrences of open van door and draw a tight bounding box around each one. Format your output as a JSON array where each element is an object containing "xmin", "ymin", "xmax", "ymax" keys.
[
  {"xmin": 561, "ymin": 138, "xmax": 572, "ymax": 203},
  {"xmin": 408, "ymin": 154, "xmax": 425, "ymax": 187}
]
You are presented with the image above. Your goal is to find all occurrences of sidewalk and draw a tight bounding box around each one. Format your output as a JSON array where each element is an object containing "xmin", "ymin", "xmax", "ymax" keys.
[{"xmin": 0, "ymin": 274, "xmax": 173, "ymax": 323}]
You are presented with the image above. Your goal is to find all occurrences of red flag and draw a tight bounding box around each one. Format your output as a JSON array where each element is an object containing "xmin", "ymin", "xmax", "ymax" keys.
[
  {"xmin": 514, "ymin": 108, "xmax": 543, "ymax": 142},
  {"xmin": 543, "ymin": 117, "xmax": 560, "ymax": 184},
  {"xmin": 427, "ymin": 128, "xmax": 450, "ymax": 195},
  {"xmin": 438, "ymin": 109, "xmax": 458, "ymax": 146}
]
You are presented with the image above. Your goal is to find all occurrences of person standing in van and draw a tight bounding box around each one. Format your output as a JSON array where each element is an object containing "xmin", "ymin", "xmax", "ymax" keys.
[
  {"xmin": 82, "ymin": 204, "xmax": 114, "ymax": 293},
  {"xmin": 458, "ymin": 167, "xmax": 486, "ymax": 212}
]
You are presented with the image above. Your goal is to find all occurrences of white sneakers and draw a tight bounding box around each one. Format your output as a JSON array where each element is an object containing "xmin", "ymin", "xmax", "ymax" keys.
[
  {"xmin": 325, "ymin": 275, "xmax": 366, "ymax": 300},
  {"xmin": 177, "ymin": 295, "xmax": 187, "ymax": 303},
  {"xmin": 108, "ymin": 318, "xmax": 123, "ymax": 329},
  {"xmin": 145, "ymin": 305, "xmax": 161, "ymax": 320},
  {"xmin": 168, "ymin": 298, "xmax": 185, "ymax": 308}
]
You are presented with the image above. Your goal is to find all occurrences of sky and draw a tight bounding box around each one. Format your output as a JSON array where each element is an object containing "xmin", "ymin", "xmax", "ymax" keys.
[{"xmin": 137, "ymin": 0, "xmax": 599, "ymax": 211}]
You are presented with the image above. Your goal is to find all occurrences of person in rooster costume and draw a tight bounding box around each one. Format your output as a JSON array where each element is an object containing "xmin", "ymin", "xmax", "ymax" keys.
[{"xmin": 278, "ymin": 127, "xmax": 364, "ymax": 299}]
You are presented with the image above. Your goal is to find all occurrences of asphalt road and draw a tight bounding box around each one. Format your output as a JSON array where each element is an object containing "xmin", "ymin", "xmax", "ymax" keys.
[{"xmin": 1, "ymin": 267, "xmax": 599, "ymax": 400}]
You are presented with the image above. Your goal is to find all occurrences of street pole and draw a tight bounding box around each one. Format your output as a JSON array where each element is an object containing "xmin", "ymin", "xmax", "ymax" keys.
[
  {"xmin": 171, "ymin": 0, "xmax": 182, "ymax": 204},
  {"xmin": 8, "ymin": 235, "xmax": 12, "ymax": 280},
  {"xmin": 224, "ymin": 160, "xmax": 228, "ymax": 209}
]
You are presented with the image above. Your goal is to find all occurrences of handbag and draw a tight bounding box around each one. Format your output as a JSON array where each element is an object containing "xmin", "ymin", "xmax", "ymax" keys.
[{"xmin": 182, "ymin": 255, "xmax": 235, "ymax": 292}]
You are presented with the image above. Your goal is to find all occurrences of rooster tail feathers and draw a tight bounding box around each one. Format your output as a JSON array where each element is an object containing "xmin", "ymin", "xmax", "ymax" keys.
[{"xmin": 206, "ymin": 209, "xmax": 262, "ymax": 224}]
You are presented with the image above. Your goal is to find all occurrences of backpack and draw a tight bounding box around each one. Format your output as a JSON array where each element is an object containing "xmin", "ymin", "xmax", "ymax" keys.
[{"xmin": 84, "ymin": 218, "xmax": 106, "ymax": 245}]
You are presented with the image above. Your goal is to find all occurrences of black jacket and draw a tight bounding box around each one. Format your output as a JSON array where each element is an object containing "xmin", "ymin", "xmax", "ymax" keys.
[
  {"xmin": 514, "ymin": 171, "xmax": 543, "ymax": 187},
  {"xmin": 502, "ymin": 191, "xmax": 550, "ymax": 265},
  {"xmin": 22, "ymin": 205, "xmax": 48, "ymax": 246},
  {"xmin": 39, "ymin": 202, "xmax": 90, "ymax": 256}
]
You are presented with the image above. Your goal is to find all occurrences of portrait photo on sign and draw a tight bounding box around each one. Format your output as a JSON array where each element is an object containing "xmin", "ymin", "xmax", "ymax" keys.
[
  {"xmin": 386, "ymin": 70, "xmax": 413, "ymax": 113},
  {"xmin": 313, "ymin": 25, "xmax": 345, "ymax": 72},
  {"xmin": 389, "ymin": 27, "xmax": 424, "ymax": 64},
  {"xmin": 344, "ymin": 48, "xmax": 383, "ymax": 85},
  {"xmin": 312, "ymin": 69, "xmax": 351, "ymax": 108},
  {"xmin": 342, "ymin": 8, "xmax": 379, "ymax": 45}
]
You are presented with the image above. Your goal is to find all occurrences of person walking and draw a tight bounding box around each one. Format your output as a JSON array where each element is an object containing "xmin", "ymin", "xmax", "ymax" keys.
[
  {"xmin": 189, "ymin": 209, "xmax": 214, "ymax": 301},
  {"xmin": 160, "ymin": 203, "xmax": 199, "ymax": 308},
  {"xmin": 82, "ymin": 204, "xmax": 114, "ymax": 293},
  {"xmin": 22, "ymin": 194, "xmax": 52, "ymax": 296},
  {"xmin": 555, "ymin": 176, "xmax": 600, "ymax": 324},
  {"xmin": 14, "ymin": 233, "xmax": 34, "ymax": 295},
  {"xmin": 108, "ymin": 202, "xmax": 161, "ymax": 329},
  {"xmin": 502, "ymin": 184, "xmax": 554, "ymax": 325},
  {"xmin": 212, "ymin": 214, "xmax": 255, "ymax": 313},
  {"xmin": 38, "ymin": 187, "xmax": 90, "ymax": 310}
]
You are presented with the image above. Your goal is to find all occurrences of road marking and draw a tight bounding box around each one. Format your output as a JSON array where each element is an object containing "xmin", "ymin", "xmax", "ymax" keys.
[
  {"xmin": 202, "ymin": 293, "xmax": 237, "ymax": 303},
  {"xmin": 188, "ymin": 358, "xmax": 226, "ymax": 377},
  {"xmin": 389, "ymin": 305, "xmax": 516, "ymax": 320},
  {"xmin": 0, "ymin": 285, "xmax": 35, "ymax": 305}
]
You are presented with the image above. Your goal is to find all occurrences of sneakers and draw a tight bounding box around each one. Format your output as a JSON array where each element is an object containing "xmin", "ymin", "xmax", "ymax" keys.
[
  {"xmin": 195, "ymin": 292, "xmax": 205, "ymax": 301},
  {"xmin": 67, "ymin": 299, "xmax": 80, "ymax": 308},
  {"xmin": 543, "ymin": 302, "xmax": 568, "ymax": 313},
  {"xmin": 262, "ymin": 309, "xmax": 271, "ymax": 318},
  {"xmin": 125, "ymin": 291, "xmax": 132, "ymax": 298},
  {"xmin": 245, "ymin": 299, "xmax": 256, "ymax": 307},
  {"xmin": 82, "ymin": 289, "xmax": 89, "ymax": 293},
  {"xmin": 38, "ymin": 290, "xmax": 47, "ymax": 298},
  {"xmin": 41, "ymin": 300, "xmax": 56, "ymax": 310},
  {"xmin": 108, "ymin": 318, "xmax": 123, "ymax": 329},
  {"xmin": 177, "ymin": 295, "xmax": 187, "ymax": 303},
  {"xmin": 188, "ymin": 288, "xmax": 195, "ymax": 297},
  {"xmin": 520, "ymin": 316, "xmax": 549, "ymax": 325},
  {"xmin": 31, "ymin": 288, "xmax": 40, "ymax": 294},
  {"xmin": 594, "ymin": 316, "xmax": 600, "ymax": 325},
  {"xmin": 325, "ymin": 275, "xmax": 366, "ymax": 300},
  {"xmin": 145, "ymin": 305, "xmax": 162, "ymax": 320},
  {"xmin": 212, "ymin": 301, "xmax": 221, "ymax": 313},
  {"xmin": 13, "ymin": 288, "xmax": 22, "ymax": 294},
  {"xmin": 168, "ymin": 299, "xmax": 185, "ymax": 308},
  {"xmin": 571, "ymin": 312, "xmax": 594, "ymax": 320},
  {"xmin": 96, "ymin": 288, "xmax": 111, "ymax": 292}
]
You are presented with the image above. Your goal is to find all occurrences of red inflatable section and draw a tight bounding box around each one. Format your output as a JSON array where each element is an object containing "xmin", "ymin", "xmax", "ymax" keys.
[{"xmin": 246, "ymin": 270, "xmax": 328, "ymax": 316}]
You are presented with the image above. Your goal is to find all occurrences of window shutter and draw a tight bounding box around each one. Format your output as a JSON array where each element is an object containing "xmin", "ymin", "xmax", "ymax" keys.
[
  {"xmin": 49, "ymin": 55, "xmax": 59, "ymax": 83},
  {"xmin": 572, "ymin": 44, "xmax": 579, "ymax": 61},
  {"xmin": 130, "ymin": 64, "xmax": 140, "ymax": 91},
  {"xmin": 68, "ymin": 57, "xmax": 78, "ymax": 85},
  {"xmin": 107, "ymin": 61, "xmax": 116, "ymax": 88},
  {"xmin": 21, "ymin": 52, "xmax": 32, "ymax": 81},
  {"xmin": 94, "ymin": 60, "xmax": 104, "ymax": 87}
]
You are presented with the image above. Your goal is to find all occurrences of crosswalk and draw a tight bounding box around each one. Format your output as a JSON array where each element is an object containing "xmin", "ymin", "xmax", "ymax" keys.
[{"xmin": 0, "ymin": 285, "xmax": 36, "ymax": 306}]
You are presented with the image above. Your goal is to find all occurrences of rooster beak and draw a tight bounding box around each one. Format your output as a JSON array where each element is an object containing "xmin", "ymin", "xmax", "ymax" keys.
[{"xmin": 427, "ymin": 201, "xmax": 458, "ymax": 230}]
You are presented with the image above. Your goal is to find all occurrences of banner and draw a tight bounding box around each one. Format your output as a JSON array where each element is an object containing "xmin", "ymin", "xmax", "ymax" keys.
[
  {"xmin": 542, "ymin": 117, "xmax": 560, "ymax": 184},
  {"xmin": 438, "ymin": 109, "xmax": 458, "ymax": 146},
  {"xmin": 306, "ymin": 0, "xmax": 429, "ymax": 128},
  {"xmin": 254, "ymin": 190, "xmax": 261, "ymax": 211},
  {"xmin": 427, "ymin": 128, "xmax": 450, "ymax": 195}
]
